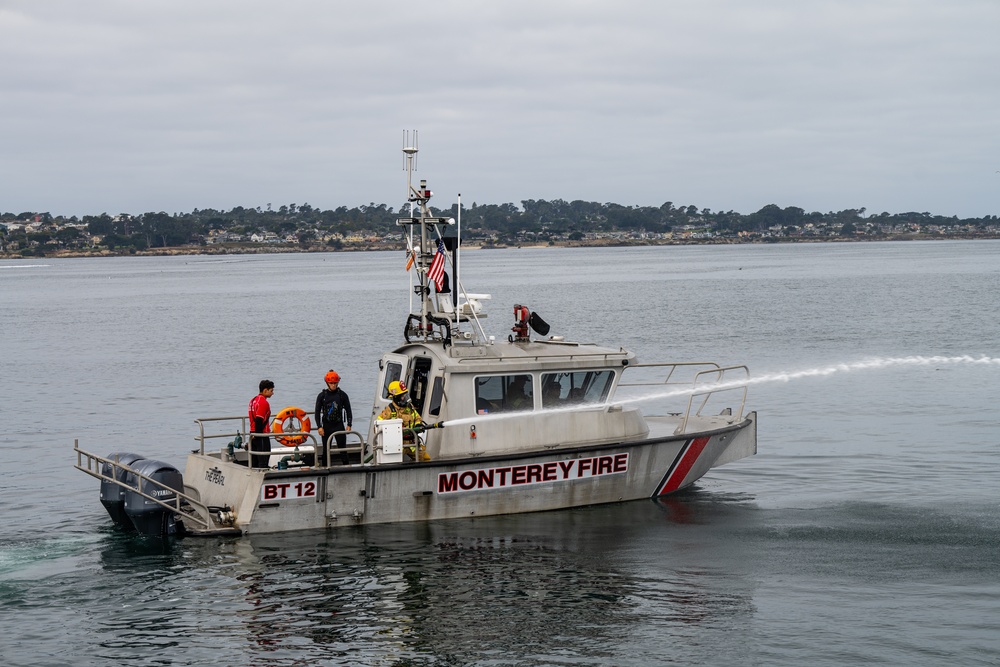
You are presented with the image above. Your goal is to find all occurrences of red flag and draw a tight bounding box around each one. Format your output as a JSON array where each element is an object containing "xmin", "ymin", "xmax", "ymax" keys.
[{"xmin": 427, "ymin": 239, "xmax": 446, "ymax": 290}]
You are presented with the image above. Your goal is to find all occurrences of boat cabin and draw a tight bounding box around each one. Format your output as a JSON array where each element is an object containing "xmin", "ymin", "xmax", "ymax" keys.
[{"xmin": 367, "ymin": 338, "xmax": 650, "ymax": 459}]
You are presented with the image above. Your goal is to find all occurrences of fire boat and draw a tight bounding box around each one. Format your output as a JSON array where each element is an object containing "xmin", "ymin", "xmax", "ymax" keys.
[{"xmin": 74, "ymin": 135, "xmax": 757, "ymax": 537}]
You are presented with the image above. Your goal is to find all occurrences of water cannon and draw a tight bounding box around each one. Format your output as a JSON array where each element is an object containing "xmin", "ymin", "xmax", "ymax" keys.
[{"xmin": 510, "ymin": 305, "xmax": 551, "ymax": 342}]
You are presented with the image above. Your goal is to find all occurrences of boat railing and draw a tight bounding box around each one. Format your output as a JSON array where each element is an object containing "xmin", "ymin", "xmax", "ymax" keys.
[
  {"xmin": 73, "ymin": 442, "xmax": 216, "ymax": 531},
  {"xmin": 322, "ymin": 429, "xmax": 368, "ymax": 467},
  {"xmin": 194, "ymin": 415, "xmax": 249, "ymax": 455},
  {"xmin": 193, "ymin": 417, "xmax": 365, "ymax": 469},
  {"xmin": 680, "ymin": 365, "xmax": 749, "ymax": 433},
  {"xmin": 619, "ymin": 362, "xmax": 749, "ymax": 433}
]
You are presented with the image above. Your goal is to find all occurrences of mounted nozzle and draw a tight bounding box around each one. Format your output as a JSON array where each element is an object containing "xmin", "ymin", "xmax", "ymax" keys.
[
  {"xmin": 511, "ymin": 304, "xmax": 530, "ymax": 341},
  {"xmin": 510, "ymin": 305, "xmax": 551, "ymax": 342}
]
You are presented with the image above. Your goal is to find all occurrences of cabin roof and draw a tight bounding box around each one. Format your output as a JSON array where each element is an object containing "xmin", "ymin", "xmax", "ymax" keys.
[{"xmin": 395, "ymin": 339, "xmax": 637, "ymax": 374}]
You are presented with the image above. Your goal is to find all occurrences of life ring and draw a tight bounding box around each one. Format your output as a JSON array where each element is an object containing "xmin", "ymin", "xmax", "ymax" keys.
[{"xmin": 272, "ymin": 406, "xmax": 311, "ymax": 446}]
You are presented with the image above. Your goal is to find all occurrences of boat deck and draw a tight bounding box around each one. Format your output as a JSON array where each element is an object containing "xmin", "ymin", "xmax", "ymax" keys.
[{"xmin": 642, "ymin": 412, "xmax": 745, "ymax": 440}]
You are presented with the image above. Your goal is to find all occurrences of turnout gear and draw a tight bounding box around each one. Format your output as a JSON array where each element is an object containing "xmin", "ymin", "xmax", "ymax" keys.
[{"xmin": 379, "ymin": 400, "xmax": 430, "ymax": 461}]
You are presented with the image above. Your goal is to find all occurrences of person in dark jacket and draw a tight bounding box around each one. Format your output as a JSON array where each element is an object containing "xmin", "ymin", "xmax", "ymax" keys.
[{"xmin": 315, "ymin": 370, "xmax": 353, "ymax": 464}]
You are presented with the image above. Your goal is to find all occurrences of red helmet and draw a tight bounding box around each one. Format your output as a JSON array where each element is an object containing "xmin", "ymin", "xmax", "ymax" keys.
[{"xmin": 325, "ymin": 370, "xmax": 341, "ymax": 384}]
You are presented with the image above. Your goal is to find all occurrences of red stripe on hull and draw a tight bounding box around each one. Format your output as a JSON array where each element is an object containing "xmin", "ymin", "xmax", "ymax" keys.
[{"xmin": 657, "ymin": 436, "xmax": 711, "ymax": 496}]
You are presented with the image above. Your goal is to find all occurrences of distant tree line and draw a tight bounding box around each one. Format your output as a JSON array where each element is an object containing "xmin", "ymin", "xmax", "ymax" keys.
[{"xmin": 2, "ymin": 199, "xmax": 998, "ymax": 255}]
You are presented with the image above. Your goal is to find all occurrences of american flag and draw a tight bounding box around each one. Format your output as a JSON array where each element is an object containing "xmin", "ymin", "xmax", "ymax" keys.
[{"xmin": 427, "ymin": 239, "xmax": 446, "ymax": 290}]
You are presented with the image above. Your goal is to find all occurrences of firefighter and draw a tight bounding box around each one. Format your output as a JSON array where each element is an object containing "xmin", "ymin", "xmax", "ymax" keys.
[{"xmin": 378, "ymin": 380, "xmax": 431, "ymax": 461}]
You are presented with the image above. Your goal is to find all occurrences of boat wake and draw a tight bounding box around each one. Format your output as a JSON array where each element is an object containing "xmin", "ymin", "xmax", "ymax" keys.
[{"xmin": 0, "ymin": 536, "xmax": 96, "ymax": 579}]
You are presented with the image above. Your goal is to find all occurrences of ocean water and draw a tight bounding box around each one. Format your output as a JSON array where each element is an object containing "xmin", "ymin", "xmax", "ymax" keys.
[{"xmin": 1, "ymin": 240, "xmax": 999, "ymax": 666}]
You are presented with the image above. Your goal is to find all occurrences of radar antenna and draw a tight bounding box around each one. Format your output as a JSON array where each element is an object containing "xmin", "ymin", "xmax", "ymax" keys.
[{"xmin": 402, "ymin": 129, "xmax": 418, "ymax": 180}]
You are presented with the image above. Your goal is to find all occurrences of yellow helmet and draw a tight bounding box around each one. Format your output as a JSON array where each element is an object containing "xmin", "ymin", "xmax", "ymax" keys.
[{"xmin": 388, "ymin": 380, "xmax": 408, "ymax": 397}]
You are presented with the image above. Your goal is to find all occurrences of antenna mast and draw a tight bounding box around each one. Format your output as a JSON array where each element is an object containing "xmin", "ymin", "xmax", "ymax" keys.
[{"xmin": 397, "ymin": 131, "xmax": 458, "ymax": 345}]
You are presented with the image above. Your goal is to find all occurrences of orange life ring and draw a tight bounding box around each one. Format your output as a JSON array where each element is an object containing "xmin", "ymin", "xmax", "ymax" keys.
[{"xmin": 272, "ymin": 406, "xmax": 311, "ymax": 446}]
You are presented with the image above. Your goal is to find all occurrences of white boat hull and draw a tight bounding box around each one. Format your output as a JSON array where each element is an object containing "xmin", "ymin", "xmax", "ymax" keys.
[{"xmin": 180, "ymin": 412, "xmax": 756, "ymax": 534}]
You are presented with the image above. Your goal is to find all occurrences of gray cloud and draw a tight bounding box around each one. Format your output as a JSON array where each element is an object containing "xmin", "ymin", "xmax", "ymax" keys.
[{"xmin": 2, "ymin": 0, "xmax": 998, "ymax": 218}]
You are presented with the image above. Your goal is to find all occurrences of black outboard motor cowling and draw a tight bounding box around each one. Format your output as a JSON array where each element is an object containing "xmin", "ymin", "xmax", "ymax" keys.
[
  {"xmin": 123, "ymin": 459, "xmax": 184, "ymax": 538},
  {"xmin": 100, "ymin": 452, "xmax": 146, "ymax": 531}
]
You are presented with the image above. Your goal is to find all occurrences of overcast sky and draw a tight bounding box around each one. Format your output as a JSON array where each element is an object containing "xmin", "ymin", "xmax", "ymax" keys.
[{"xmin": 2, "ymin": 0, "xmax": 999, "ymax": 219}]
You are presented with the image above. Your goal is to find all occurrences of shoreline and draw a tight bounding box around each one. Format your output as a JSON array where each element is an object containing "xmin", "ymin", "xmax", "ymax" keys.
[{"xmin": 3, "ymin": 233, "xmax": 999, "ymax": 260}]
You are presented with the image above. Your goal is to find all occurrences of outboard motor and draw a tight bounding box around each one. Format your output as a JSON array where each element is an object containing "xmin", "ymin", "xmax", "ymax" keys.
[
  {"xmin": 123, "ymin": 459, "xmax": 184, "ymax": 538},
  {"xmin": 100, "ymin": 452, "xmax": 146, "ymax": 531}
]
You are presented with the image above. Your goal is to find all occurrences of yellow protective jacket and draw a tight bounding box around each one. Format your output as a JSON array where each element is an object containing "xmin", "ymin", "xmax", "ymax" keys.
[{"xmin": 378, "ymin": 402, "xmax": 424, "ymax": 441}]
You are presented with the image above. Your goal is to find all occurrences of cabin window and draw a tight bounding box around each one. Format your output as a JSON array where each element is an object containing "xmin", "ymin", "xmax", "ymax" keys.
[
  {"xmin": 428, "ymin": 376, "xmax": 444, "ymax": 416},
  {"xmin": 475, "ymin": 374, "xmax": 533, "ymax": 414},
  {"xmin": 380, "ymin": 361, "xmax": 404, "ymax": 400},
  {"xmin": 541, "ymin": 370, "xmax": 614, "ymax": 408}
]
